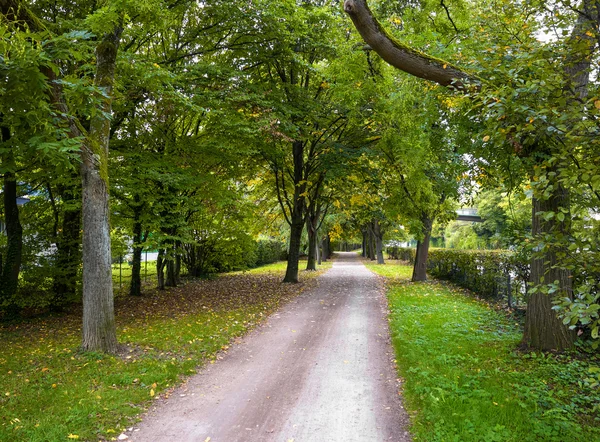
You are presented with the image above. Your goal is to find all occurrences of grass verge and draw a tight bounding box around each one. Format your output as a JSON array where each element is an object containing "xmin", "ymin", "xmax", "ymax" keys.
[
  {"xmin": 0, "ymin": 261, "xmax": 330, "ymax": 441},
  {"xmin": 366, "ymin": 262, "xmax": 600, "ymax": 442}
]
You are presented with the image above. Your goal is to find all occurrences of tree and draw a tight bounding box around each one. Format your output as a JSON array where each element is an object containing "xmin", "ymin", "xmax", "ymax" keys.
[{"xmin": 344, "ymin": 0, "xmax": 598, "ymax": 350}]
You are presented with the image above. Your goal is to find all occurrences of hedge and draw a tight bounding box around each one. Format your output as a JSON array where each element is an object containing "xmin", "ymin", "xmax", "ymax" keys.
[{"xmin": 386, "ymin": 246, "xmax": 530, "ymax": 305}]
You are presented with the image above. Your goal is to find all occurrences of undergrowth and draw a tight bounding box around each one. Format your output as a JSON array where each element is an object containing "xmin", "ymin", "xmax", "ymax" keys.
[{"xmin": 366, "ymin": 262, "xmax": 600, "ymax": 442}]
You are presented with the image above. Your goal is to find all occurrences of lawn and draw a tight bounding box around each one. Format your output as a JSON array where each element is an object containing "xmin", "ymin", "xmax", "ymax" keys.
[
  {"xmin": 366, "ymin": 262, "xmax": 600, "ymax": 442},
  {"xmin": 0, "ymin": 260, "xmax": 331, "ymax": 441}
]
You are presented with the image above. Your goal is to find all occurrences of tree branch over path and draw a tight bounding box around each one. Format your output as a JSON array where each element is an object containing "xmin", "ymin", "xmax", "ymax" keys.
[{"xmin": 343, "ymin": 0, "xmax": 474, "ymax": 90}]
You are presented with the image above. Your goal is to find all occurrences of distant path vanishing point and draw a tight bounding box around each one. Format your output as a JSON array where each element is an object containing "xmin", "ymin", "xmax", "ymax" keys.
[{"xmin": 129, "ymin": 252, "xmax": 411, "ymax": 442}]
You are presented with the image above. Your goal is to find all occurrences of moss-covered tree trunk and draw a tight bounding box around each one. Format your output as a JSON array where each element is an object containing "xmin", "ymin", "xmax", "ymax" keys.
[{"xmin": 81, "ymin": 26, "xmax": 122, "ymax": 353}]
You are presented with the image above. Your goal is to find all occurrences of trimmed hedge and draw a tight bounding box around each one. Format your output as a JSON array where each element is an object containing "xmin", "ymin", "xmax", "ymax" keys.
[{"xmin": 386, "ymin": 246, "xmax": 529, "ymax": 305}]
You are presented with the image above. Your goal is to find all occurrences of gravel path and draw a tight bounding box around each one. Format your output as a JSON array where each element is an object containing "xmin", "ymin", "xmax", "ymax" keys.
[{"xmin": 129, "ymin": 252, "xmax": 411, "ymax": 442}]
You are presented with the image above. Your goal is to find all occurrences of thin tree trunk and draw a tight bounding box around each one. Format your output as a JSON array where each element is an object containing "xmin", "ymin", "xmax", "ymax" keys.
[
  {"xmin": 0, "ymin": 127, "xmax": 22, "ymax": 316},
  {"xmin": 316, "ymin": 232, "xmax": 322, "ymax": 265},
  {"xmin": 412, "ymin": 214, "xmax": 433, "ymax": 282},
  {"xmin": 373, "ymin": 219, "xmax": 385, "ymax": 264},
  {"xmin": 129, "ymin": 205, "xmax": 143, "ymax": 296},
  {"xmin": 52, "ymin": 181, "xmax": 81, "ymax": 309},
  {"xmin": 362, "ymin": 229, "xmax": 367, "ymax": 258},
  {"xmin": 81, "ymin": 26, "xmax": 123, "ymax": 353},
  {"xmin": 368, "ymin": 224, "xmax": 376, "ymax": 260},
  {"xmin": 306, "ymin": 213, "xmax": 319, "ymax": 271},
  {"xmin": 166, "ymin": 245, "xmax": 177, "ymax": 287},
  {"xmin": 157, "ymin": 249, "xmax": 166, "ymax": 290}
]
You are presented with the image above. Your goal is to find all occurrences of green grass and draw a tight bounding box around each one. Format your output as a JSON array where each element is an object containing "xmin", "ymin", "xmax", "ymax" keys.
[
  {"xmin": 0, "ymin": 262, "xmax": 329, "ymax": 441},
  {"xmin": 112, "ymin": 261, "xmax": 157, "ymax": 295},
  {"xmin": 229, "ymin": 260, "xmax": 333, "ymax": 275},
  {"xmin": 366, "ymin": 262, "xmax": 600, "ymax": 442}
]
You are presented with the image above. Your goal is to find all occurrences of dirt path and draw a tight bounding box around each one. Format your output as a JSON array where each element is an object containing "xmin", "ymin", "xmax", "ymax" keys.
[{"xmin": 129, "ymin": 252, "xmax": 411, "ymax": 442}]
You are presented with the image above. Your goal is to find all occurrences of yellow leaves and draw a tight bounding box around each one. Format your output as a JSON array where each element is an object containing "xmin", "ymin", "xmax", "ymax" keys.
[
  {"xmin": 41, "ymin": 367, "xmax": 49, "ymax": 372},
  {"xmin": 482, "ymin": 135, "xmax": 490, "ymax": 142},
  {"xmin": 150, "ymin": 389, "xmax": 155, "ymax": 397},
  {"xmin": 442, "ymin": 64, "xmax": 447, "ymax": 69},
  {"xmin": 586, "ymin": 30, "xmax": 595, "ymax": 37},
  {"xmin": 594, "ymin": 100, "xmax": 600, "ymax": 110},
  {"xmin": 67, "ymin": 435, "xmax": 80, "ymax": 440}
]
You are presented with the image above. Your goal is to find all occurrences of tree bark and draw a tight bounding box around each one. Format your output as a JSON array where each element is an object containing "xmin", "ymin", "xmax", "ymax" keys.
[
  {"xmin": 129, "ymin": 201, "xmax": 143, "ymax": 296},
  {"xmin": 412, "ymin": 214, "xmax": 433, "ymax": 282},
  {"xmin": 283, "ymin": 141, "xmax": 307, "ymax": 283},
  {"xmin": 361, "ymin": 229, "xmax": 367, "ymax": 257},
  {"xmin": 367, "ymin": 223, "xmax": 376, "ymax": 260},
  {"xmin": 523, "ymin": 189, "xmax": 575, "ymax": 350},
  {"xmin": 0, "ymin": 127, "xmax": 22, "ymax": 316},
  {"xmin": 323, "ymin": 233, "xmax": 330, "ymax": 261},
  {"xmin": 343, "ymin": 0, "xmax": 472, "ymax": 89},
  {"xmin": 81, "ymin": 26, "xmax": 123, "ymax": 353},
  {"xmin": 157, "ymin": 248, "xmax": 166, "ymax": 290},
  {"xmin": 306, "ymin": 210, "xmax": 320, "ymax": 271},
  {"xmin": 373, "ymin": 219, "xmax": 385, "ymax": 264}
]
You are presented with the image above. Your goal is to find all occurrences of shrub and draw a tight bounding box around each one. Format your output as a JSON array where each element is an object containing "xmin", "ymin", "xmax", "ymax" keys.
[{"xmin": 386, "ymin": 246, "xmax": 529, "ymax": 305}]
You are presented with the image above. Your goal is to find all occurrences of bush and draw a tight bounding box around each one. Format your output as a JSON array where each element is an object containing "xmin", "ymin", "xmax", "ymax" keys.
[
  {"xmin": 255, "ymin": 239, "xmax": 287, "ymax": 266},
  {"xmin": 386, "ymin": 246, "xmax": 529, "ymax": 305},
  {"xmin": 386, "ymin": 246, "xmax": 416, "ymax": 262}
]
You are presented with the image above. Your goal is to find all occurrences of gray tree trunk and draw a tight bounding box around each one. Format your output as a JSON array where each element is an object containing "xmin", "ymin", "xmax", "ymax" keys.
[{"xmin": 81, "ymin": 26, "xmax": 123, "ymax": 353}]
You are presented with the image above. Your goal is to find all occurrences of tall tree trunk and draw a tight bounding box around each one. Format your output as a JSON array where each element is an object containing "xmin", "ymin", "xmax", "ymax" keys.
[
  {"xmin": 81, "ymin": 26, "xmax": 122, "ymax": 353},
  {"xmin": 283, "ymin": 141, "xmax": 306, "ymax": 283},
  {"xmin": 361, "ymin": 229, "xmax": 367, "ymax": 257},
  {"xmin": 129, "ymin": 202, "xmax": 143, "ymax": 296},
  {"xmin": 285, "ymin": 218, "xmax": 304, "ymax": 283},
  {"xmin": 373, "ymin": 219, "xmax": 385, "ymax": 264},
  {"xmin": 368, "ymin": 224, "xmax": 376, "ymax": 260},
  {"xmin": 412, "ymin": 214, "xmax": 433, "ymax": 282},
  {"xmin": 0, "ymin": 127, "xmax": 22, "ymax": 316},
  {"xmin": 317, "ymin": 232, "xmax": 322, "ymax": 265},
  {"xmin": 523, "ymin": 190, "xmax": 575, "ymax": 350},
  {"xmin": 52, "ymin": 181, "xmax": 82, "ymax": 309},
  {"xmin": 323, "ymin": 234, "xmax": 330, "ymax": 261},
  {"xmin": 157, "ymin": 248, "xmax": 166, "ymax": 290},
  {"xmin": 306, "ymin": 212, "xmax": 319, "ymax": 271},
  {"xmin": 166, "ymin": 245, "xmax": 177, "ymax": 287}
]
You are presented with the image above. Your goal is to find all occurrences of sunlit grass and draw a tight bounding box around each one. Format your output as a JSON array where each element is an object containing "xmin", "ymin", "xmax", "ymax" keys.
[{"xmin": 368, "ymin": 262, "xmax": 600, "ymax": 442}]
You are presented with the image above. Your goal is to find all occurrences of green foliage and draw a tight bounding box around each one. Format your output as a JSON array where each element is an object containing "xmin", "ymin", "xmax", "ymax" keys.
[
  {"xmin": 386, "ymin": 246, "xmax": 530, "ymax": 303},
  {"xmin": 367, "ymin": 262, "xmax": 600, "ymax": 441},
  {"xmin": 255, "ymin": 239, "xmax": 287, "ymax": 267}
]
